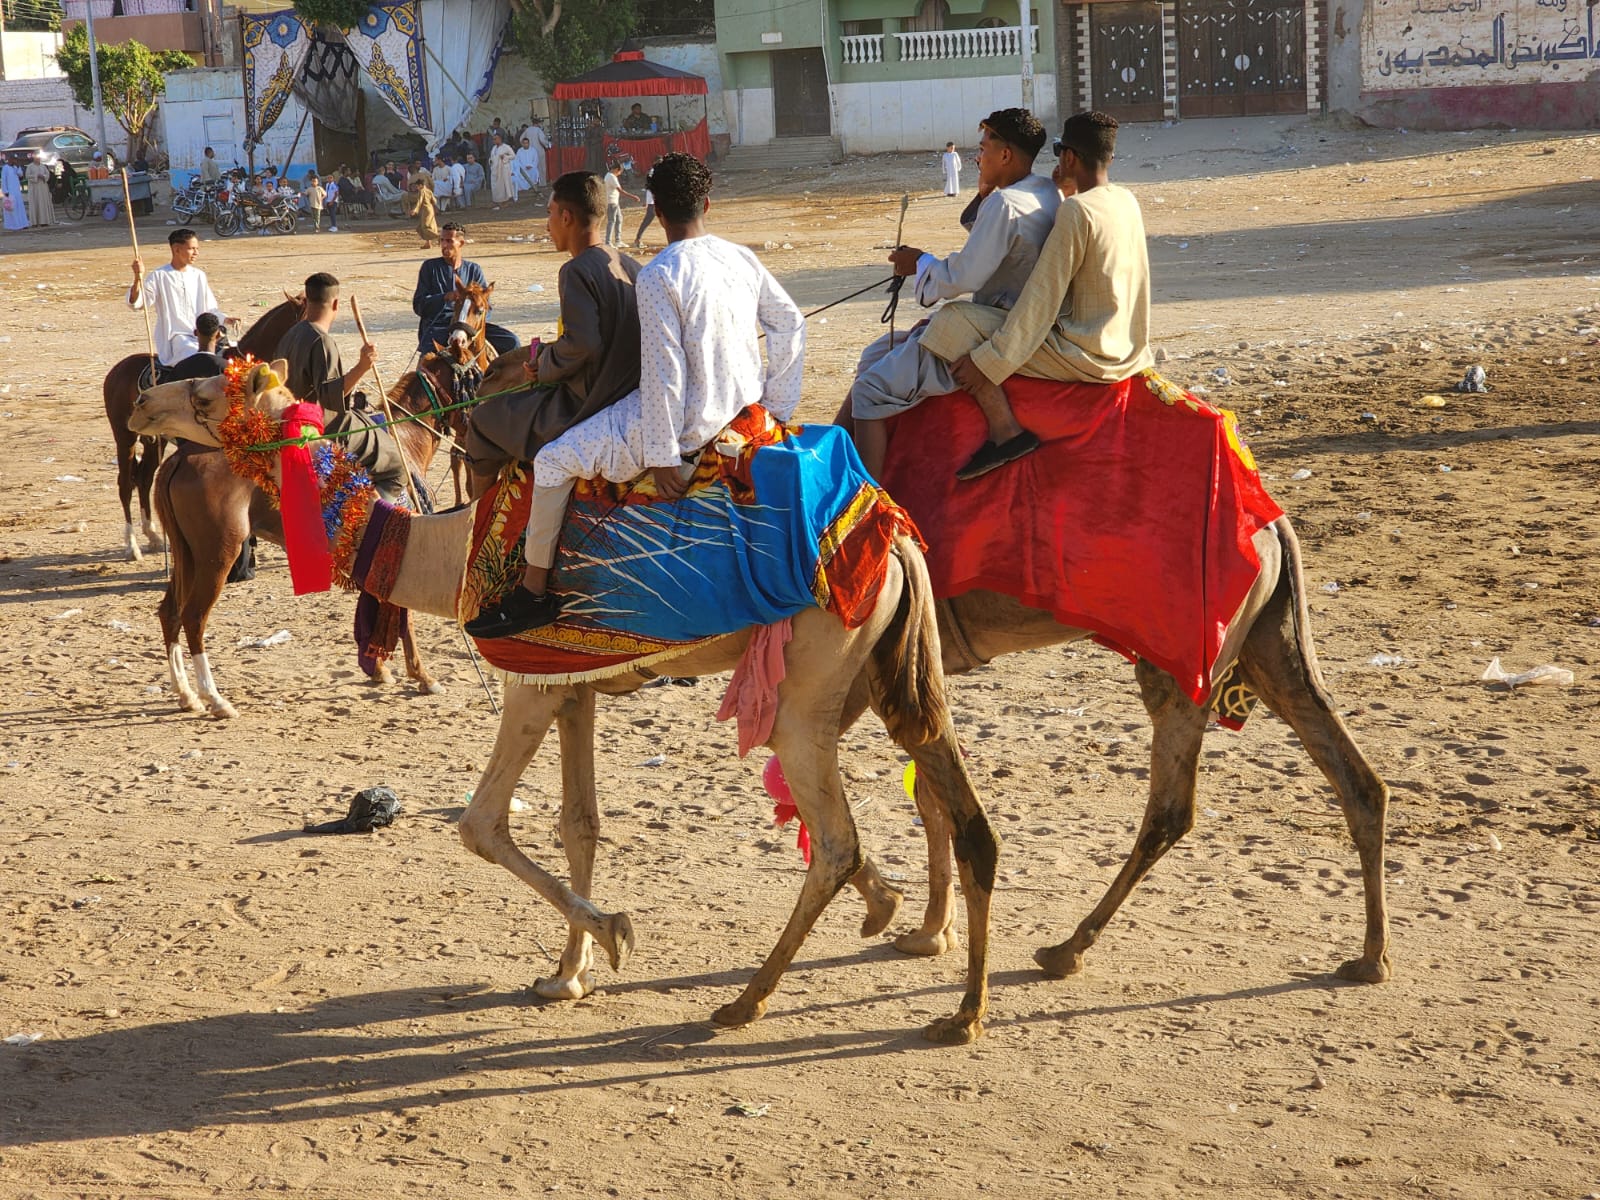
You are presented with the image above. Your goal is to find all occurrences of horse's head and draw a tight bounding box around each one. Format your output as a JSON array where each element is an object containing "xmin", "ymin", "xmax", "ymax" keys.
[
  {"xmin": 443, "ymin": 276, "xmax": 493, "ymax": 356},
  {"xmin": 234, "ymin": 292, "xmax": 308, "ymax": 359},
  {"xmin": 130, "ymin": 358, "xmax": 294, "ymax": 446}
]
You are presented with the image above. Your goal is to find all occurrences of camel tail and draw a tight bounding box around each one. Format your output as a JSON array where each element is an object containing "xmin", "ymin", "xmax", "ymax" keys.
[
  {"xmin": 870, "ymin": 536, "xmax": 949, "ymax": 749},
  {"xmin": 1273, "ymin": 515, "xmax": 1333, "ymax": 700}
]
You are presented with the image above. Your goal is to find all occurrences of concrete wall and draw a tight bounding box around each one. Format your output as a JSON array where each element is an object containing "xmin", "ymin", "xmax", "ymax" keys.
[
  {"xmin": 834, "ymin": 70, "xmax": 1058, "ymax": 152},
  {"xmin": 161, "ymin": 67, "xmax": 314, "ymax": 186},
  {"xmin": 1329, "ymin": 0, "xmax": 1600, "ymax": 128},
  {"xmin": 1, "ymin": 30, "xmax": 65, "ymax": 79}
]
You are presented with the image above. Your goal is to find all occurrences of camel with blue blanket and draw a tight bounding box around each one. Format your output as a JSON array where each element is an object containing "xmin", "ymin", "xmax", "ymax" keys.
[{"xmin": 130, "ymin": 356, "xmax": 1001, "ymax": 1046}]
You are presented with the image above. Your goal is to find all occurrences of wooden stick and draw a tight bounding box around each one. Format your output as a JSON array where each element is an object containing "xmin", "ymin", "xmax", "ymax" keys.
[
  {"xmin": 349, "ymin": 294, "xmax": 423, "ymax": 514},
  {"xmin": 122, "ymin": 168, "xmax": 157, "ymax": 375}
]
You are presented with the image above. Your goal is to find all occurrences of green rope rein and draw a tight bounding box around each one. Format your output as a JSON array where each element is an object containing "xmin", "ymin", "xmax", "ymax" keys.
[{"xmin": 243, "ymin": 383, "xmax": 530, "ymax": 452}]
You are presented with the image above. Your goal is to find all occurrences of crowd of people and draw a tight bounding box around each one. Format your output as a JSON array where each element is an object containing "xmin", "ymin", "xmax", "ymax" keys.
[{"xmin": 126, "ymin": 109, "xmax": 1147, "ymax": 643}]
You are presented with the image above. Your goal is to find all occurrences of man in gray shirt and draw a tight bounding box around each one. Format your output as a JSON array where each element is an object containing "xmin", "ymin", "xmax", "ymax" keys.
[{"xmin": 841, "ymin": 107, "xmax": 1059, "ymax": 478}]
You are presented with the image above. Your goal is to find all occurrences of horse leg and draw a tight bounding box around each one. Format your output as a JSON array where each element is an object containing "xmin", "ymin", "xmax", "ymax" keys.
[
  {"xmin": 117, "ymin": 432, "xmax": 142, "ymax": 562},
  {"xmin": 533, "ymin": 688, "xmax": 603, "ymax": 999},
  {"xmin": 1239, "ymin": 530, "xmax": 1391, "ymax": 983},
  {"xmin": 1035, "ymin": 659, "xmax": 1208, "ymax": 979},
  {"xmin": 837, "ymin": 677, "xmax": 905, "ymax": 939},
  {"xmin": 396, "ymin": 611, "xmax": 443, "ymax": 695},
  {"xmin": 137, "ymin": 438, "xmax": 166, "ymax": 552},
  {"xmin": 457, "ymin": 682, "xmax": 636, "ymax": 982}
]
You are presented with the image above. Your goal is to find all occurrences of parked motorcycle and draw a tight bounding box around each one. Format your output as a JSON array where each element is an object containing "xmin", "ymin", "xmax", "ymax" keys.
[
  {"xmin": 212, "ymin": 188, "xmax": 298, "ymax": 238},
  {"xmin": 171, "ymin": 178, "xmax": 226, "ymax": 225}
]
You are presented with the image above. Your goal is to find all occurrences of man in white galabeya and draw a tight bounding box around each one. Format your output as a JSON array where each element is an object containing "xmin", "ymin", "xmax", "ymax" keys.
[{"xmin": 128, "ymin": 228, "xmax": 235, "ymax": 374}]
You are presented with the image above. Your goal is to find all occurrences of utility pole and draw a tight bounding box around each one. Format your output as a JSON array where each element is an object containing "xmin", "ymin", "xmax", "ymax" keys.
[
  {"xmin": 1019, "ymin": 0, "xmax": 1034, "ymax": 111},
  {"xmin": 82, "ymin": 0, "xmax": 113, "ymax": 158}
]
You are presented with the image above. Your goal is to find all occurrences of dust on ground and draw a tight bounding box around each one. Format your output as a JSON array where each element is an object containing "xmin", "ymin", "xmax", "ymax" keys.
[{"xmin": 2, "ymin": 116, "xmax": 1598, "ymax": 1199}]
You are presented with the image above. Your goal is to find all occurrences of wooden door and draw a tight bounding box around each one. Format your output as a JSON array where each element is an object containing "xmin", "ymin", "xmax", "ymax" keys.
[
  {"xmin": 1177, "ymin": 0, "xmax": 1306, "ymax": 117},
  {"xmin": 1089, "ymin": 3, "xmax": 1165, "ymax": 124},
  {"xmin": 772, "ymin": 49, "xmax": 831, "ymax": 138}
]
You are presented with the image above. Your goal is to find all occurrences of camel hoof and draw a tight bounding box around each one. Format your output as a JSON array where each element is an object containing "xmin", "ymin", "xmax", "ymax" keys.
[
  {"xmin": 923, "ymin": 1013, "xmax": 983, "ymax": 1046},
  {"xmin": 1033, "ymin": 943, "xmax": 1085, "ymax": 978},
  {"xmin": 177, "ymin": 694, "xmax": 204, "ymax": 714},
  {"xmin": 599, "ymin": 912, "xmax": 635, "ymax": 972},
  {"xmin": 859, "ymin": 884, "xmax": 904, "ymax": 939},
  {"xmin": 533, "ymin": 969, "xmax": 595, "ymax": 1001},
  {"xmin": 710, "ymin": 996, "xmax": 766, "ymax": 1029},
  {"xmin": 894, "ymin": 924, "xmax": 958, "ymax": 957},
  {"xmin": 415, "ymin": 677, "xmax": 444, "ymax": 696},
  {"xmin": 372, "ymin": 663, "xmax": 396, "ymax": 686},
  {"xmin": 1335, "ymin": 955, "xmax": 1391, "ymax": 984},
  {"xmin": 207, "ymin": 700, "xmax": 239, "ymax": 720}
]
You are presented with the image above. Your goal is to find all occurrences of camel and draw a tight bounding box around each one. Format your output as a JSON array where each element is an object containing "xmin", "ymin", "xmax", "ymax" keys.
[
  {"xmin": 129, "ymin": 361, "xmax": 999, "ymax": 1045},
  {"xmin": 883, "ymin": 520, "xmax": 1392, "ymax": 988},
  {"xmin": 102, "ymin": 294, "xmax": 306, "ymax": 561},
  {"xmin": 145, "ymin": 368, "xmax": 446, "ymax": 719}
]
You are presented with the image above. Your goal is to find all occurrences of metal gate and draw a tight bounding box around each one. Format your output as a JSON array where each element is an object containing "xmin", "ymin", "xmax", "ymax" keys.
[
  {"xmin": 1177, "ymin": 0, "xmax": 1306, "ymax": 117},
  {"xmin": 1089, "ymin": 3, "xmax": 1166, "ymax": 124},
  {"xmin": 772, "ymin": 49, "xmax": 832, "ymax": 138}
]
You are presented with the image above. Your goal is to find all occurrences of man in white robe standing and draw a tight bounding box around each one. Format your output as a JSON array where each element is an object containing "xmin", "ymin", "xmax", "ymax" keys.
[
  {"xmin": 488, "ymin": 132, "xmax": 517, "ymax": 207},
  {"xmin": 841, "ymin": 108, "xmax": 1058, "ymax": 478},
  {"xmin": 527, "ymin": 118, "xmax": 552, "ymax": 187},
  {"xmin": 128, "ymin": 227, "xmax": 234, "ymax": 372},
  {"xmin": 464, "ymin": 152, "xmax": 805, "ymax": 637}
]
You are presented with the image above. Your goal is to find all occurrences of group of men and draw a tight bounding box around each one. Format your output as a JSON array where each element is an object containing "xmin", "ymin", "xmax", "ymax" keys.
[{"xmin": 128, "ymin": 107, "xmax": 1153, "ymax": 641}]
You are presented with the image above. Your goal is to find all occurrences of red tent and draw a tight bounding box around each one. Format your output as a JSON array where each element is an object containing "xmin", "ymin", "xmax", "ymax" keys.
[{"xmin": 546, "ymin": 47, "xmax": 711, "ymax": 178}]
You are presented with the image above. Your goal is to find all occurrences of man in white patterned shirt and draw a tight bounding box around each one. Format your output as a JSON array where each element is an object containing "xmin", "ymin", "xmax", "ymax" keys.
[
  {"xmin": 465, "ymin": 152, "xmax": 805, "ymax": 638},
  {"xmin": 842, "ymin": 107, "xmax": 1058, "ymax": 479}
]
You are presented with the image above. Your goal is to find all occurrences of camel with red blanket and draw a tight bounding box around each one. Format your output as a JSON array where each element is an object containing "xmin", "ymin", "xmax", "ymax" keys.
[
  {"xmin": 872, "ymin": 371, "xmax": 1391, "ymax": 988},
  {"xmin": 129, "ymin": 358, "xmax": 999, "ymax": 1046}
]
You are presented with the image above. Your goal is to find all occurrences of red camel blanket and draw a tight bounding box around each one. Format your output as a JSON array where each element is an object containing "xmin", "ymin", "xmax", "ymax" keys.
[{"xmin": 876, "ymin": 370, "xmax": 1283, "ymax": 708}]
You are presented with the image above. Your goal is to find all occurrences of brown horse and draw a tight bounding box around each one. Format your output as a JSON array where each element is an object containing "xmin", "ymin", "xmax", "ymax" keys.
[
  {"xmin": 103, "ymin": 294, "xmax": 306, "ymax": 561},
  {"xmin": 147, "ymin": 360, "xmax": 444, "ymax": 719},
  {"xmin": 385, "ymin": 276, "xmax": 495, "ymax": 506}
]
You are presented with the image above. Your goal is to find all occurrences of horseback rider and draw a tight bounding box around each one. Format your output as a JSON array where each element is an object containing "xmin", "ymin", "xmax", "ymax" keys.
[
  {"xmin": 412, "ymin": 222, "xmax": 520, "ymax": 358},
  {"xmin": 276, "ymin": 272, "xmax": 408, "ymax": 501},
  {"xmin": 128, "ymin": 228, "xmax": 238, "ymax": 380}
]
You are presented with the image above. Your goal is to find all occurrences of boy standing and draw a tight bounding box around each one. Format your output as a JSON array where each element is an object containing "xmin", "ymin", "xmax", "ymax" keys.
[
  {"xmin": 465, "ymin": 154, "xmax": 804, "ymax": 637},
  {"xmin": 942, "ymin": 142, "xmax": 961, "ymax": 196},
  {"xmin": 600, "ymin": 164, "xmax": 638, "ymax": 248},
  {"xmin": 305, "ymin": 173, "xmax": 327, "ymax": 232}
]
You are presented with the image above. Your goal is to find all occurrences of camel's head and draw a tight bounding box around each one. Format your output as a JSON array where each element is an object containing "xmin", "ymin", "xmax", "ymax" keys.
[{"xmin": 130, "ymin": 358, "xmax": 294, "ymax": 446}]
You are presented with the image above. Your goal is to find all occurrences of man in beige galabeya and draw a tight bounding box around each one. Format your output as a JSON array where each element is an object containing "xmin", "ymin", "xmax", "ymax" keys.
[{"xmin": 922, "ymin": 110, "xmax": 1154, "ymax": 480}]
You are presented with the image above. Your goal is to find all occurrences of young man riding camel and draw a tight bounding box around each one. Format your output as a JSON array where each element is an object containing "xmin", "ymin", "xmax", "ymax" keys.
[
  {"xmin": 841, "ymin": 107, "xmax": 1060, "ymax": 480},
  {"xmin": 465, "ymin": 153, "xmax": 805, "ymax": 638},
  {"xmin": 919, "ymin": 111, "xmax": 1154, "ymax": 477},
  {"xmin": 462, "ymin": 171, "xmax": 643, "ymax": 496}
]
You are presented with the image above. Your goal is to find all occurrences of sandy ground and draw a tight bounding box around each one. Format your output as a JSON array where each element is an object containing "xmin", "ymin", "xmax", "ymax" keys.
[{"xmin": 2, "ymin": 115, "xmax": 1599, "ymax": 1198}]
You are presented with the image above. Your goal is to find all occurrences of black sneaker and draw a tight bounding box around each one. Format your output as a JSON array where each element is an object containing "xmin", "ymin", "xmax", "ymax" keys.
[
  {"xmin": 464, "ymin": 586, "xmax": 562, "ymax": 638},
  {"xmin": 955, "ymin": 430, "xmax": 1041, "ymax": 481}
]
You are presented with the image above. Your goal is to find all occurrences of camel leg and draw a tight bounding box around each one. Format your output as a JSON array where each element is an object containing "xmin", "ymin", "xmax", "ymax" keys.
[
  {"xmin": 711, "ymin": 723, "xmax": 862, "ymax": 1030},
  {"xmin": 458, "ymin": 682, "xmax": 636, "ymax": 981},
  {"xmin": 1239, "ymin": 568, "xmax": 1391, "ymax": 983},
  {"xmin": 174, "ymin": 550, "xmax": 238, "ymax": 719},
  {"xmin": 396, "ymin": 611, "xmax": 443, "ymax": 695},
  {"xmin": 893, "ymin": 775, "xmax": 959, "ymax": 956},
  {"xmin": 535, "ymin": 688, "xmax": 602, "ymax": 1000},
  {"xmin": 901, "ymin": 733, "xmax": 996, "ymax": 1045},
  {"xmin": 837, "ymin": 679, "xmax": 905, "ymax": 939},
  {"xmin": 1035, "ymin": 659, "xmax": 1207, "ymax": 978}
]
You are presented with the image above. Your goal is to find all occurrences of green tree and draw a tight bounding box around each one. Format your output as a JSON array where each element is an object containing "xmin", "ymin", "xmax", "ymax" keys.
[
  {"xmin": 53, "ymin": 25, "xmax": 194, "ymax": 160},
  {"xmin": 511, "ymin": 0, "xmax": 636, "ymax": 86},
  {"xmin": 291, "ymin": 0, "xmax": 370, "ymax": 32}
]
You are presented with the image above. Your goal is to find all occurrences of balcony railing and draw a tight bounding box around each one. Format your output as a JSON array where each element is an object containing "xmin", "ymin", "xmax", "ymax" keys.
[
  {"xmin": 894, "ymin": 24, "xmax": 1038, "ymax": 63},
  {"xmin": 841, "ymin": 33, "xmax": 885, "ymax": 65}
]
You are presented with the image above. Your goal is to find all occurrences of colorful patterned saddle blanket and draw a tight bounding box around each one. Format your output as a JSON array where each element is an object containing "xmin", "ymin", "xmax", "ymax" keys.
[{"xmin": 463, "ymin": 405, "xmax": 919, "ymax": 684}]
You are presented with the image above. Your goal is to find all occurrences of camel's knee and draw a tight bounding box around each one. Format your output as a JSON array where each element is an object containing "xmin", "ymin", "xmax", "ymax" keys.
[
  {"xmin": 458, "ymin": 807, "xmax": 506, "ymax": 864},
  {"xmin": 1142, "ymin": 806, "xmax": 1194, "ymax": 858},
  {"xmin": 952, "ymin": 814, "xmax": 999, "ymax": 893}
]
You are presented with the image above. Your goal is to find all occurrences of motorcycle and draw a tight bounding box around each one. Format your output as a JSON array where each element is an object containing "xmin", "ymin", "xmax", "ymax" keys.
[
  {"xmin": 212, "ymin": 188, "xmax": 299, "ymax": 238},
  {"xmin": 171, "ymin": 178, "xmax": 225, "ymax": 224}
]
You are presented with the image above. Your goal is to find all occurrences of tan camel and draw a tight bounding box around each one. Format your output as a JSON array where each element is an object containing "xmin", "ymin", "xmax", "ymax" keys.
[
  {"xmin": 129, "ymin": 362, "xmax": 1000, "ymax": 1045},
  {"xmin": 887, "ymin": 521, "xmax": 1392, "ymax": 988}
]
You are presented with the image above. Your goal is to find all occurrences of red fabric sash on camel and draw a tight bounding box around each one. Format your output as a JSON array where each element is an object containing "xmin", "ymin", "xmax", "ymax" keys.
[
  {"xmin": 876, "ymin": 370, "xmax": 1283, "ymax": 707},
  {"xmin": 277, "ymin": 400, "xmax": 334, "ymax": 595}
]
